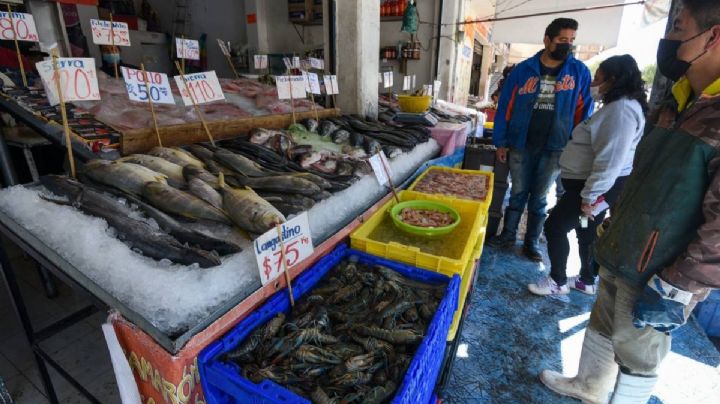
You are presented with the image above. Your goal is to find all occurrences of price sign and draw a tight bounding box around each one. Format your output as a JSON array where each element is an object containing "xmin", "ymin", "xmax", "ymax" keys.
[
  {"xmin": 369, "ymin": 151, "xmax": 392, "ymax": 186},
  {"xmin": 90, "ymin": 19, "xmax": 130, "ymax": 46},
  {"xmin": 217, "ymin": 38, "xmax": 231, "ymax": 57},
  {"xmin": 275, "ymin": 75, "xmax": 306, "ymax": 100},
  {"xmin": 309, "ymin": 57, "xmax": 324, "ymax": 70},
  {"xmin": 0, "ymin": 12, "xmax": 39, "ymax": 42},
  {"xmin": 412, "ymin": 75, "xmax": 416, "ymax": 88},
  {"xmin": 378, "ymin": 72, "xmax": 382, "ymax": 84},
  {"xmin": 308, "ymin": 72, "xmax": 321, "ymax": 95},
  {"xmin": 176, "ymin": 38, "xmax": 200, "ymax": 60},
  {"xmin": 254, "ymin": 213, "xmax": 314, "ymax": 286},
  {"xmin": 301, "ymin": 70, "xmax": 311, "ymax": 93},
  {"xmin": 121, "ymin": 67, "xmax": 174, "ymax": 104},
  {"xmin": 433, "ymin": 80, "xmax": 442, "ymax": 99},
  {"xmin": 36, "ymin": 58, "xmax": 100, "ymax": 106},
  {"xmin": 402, "ymin": 76, "xmax": 411, "ymax": 91},
  {"xmin": 254, "ymin": 54, "xmax": 268, "ymax": 69},
  {"xmin": 173, "ymin": 71, "xmax": 225, "ymax": 105},
  {"xmin": 383, "ymin": 72, "xmax": 393, "ymax": 89},
  {"xmin": 323, "ymin": 75, "xmax": 339, "ymax": 95}
]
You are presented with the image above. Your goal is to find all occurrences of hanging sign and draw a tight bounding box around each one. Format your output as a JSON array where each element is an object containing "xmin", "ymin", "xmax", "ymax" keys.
[
  {"xmin": 275, "ymin": 75, "xmax": 306, "ymax": 100},
  {"xmin": 176, "ymin": 38, "xmax": 200, "ymax": 60},
  {"xmin": 307, "ymin": 72, "xmax": 321, "ymax": 95},
  {"xmin": 0, "ymin": 12, "xmax": 39, "ymax": 42},
  {"xmin": 90, "ymin": 19, "xmax": 130, "ymax": 46},
  {"xmin": 254, "ymin": 213, "xmax": 314, "ymax": 286},
  {"xmin": 121, "ymin": 67, "xmax": 174, "ymax": 104},
  {"xmin": 323, "ymin": 75, "xmax": 339, "ymax": 95},
  {"xmin": 254, "ymin": 54, "xmax": 268, "ymax": 69},
  {"xmin": 36, "ymin": 58, "xmax": 100, "ymax": 106},
  {"xmin": 173, "ymin": 71, "xmax": 224, "ymax": 105},
  {"xmin": 369, "ymin": 151, "xmax": 392, "ymax": 186}
]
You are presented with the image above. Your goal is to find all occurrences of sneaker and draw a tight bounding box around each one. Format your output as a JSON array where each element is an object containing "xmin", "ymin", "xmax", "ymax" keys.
[
  {"xmin": 528, "ymin": 276, "xmax": 570, "ymax": 296},
  {"xmin": 569, "ymin": 276, "xmax": 596, "ymax": 295}
]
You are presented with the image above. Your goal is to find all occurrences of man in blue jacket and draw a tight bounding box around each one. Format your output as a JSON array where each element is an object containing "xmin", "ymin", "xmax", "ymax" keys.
[{"xmin": 488, "ymin": 18, "xmax": 593, "ymax": 261}]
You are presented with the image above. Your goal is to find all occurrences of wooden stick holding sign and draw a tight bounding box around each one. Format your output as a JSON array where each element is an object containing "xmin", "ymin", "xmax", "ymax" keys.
[
  {"xmin": 109, "ymin": 13, "xmax": 118, "ymax": 79},
  {"xmin": 174, "ymin": 61, "xmax": 216, "ymax": 146},
  {"xmin": 50, "ymin": 50, "xmax": 76, "ymax": 178},
  {"xmin": 6, "ymin": 4, "xmax": 26, "ymax": 87},
  {"xmin": 275, "ymin": 224, "xmax": 295, "ymax": 307},
  {"xmin": 140, "ymin": 63, "xmax": 162, "ymax": 147},
  {"xmin": 217, "ymin": 39, "xmax": 239, "ymax": 79},
  {"xmin": 287, "ymin": 73, "xmax": 297, "ymax": 125}
]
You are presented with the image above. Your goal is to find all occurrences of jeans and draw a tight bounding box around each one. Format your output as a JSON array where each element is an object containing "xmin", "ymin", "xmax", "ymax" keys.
[
  {"xmin": 546, "ymin": 176, "xmax": 626, "ymax": 286},
  {"xmin": 506, "ymin": 148, "xmax": 561, "ymax": 219}
]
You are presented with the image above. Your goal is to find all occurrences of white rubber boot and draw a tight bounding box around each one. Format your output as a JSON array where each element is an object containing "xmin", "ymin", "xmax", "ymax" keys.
[
  {"xmin": 610, "ymin": 372, "xmax": 658, "ymax": 403},
  {"xmin": 540, "ymin": 329, "xmax": 618, "ymax": 404}
]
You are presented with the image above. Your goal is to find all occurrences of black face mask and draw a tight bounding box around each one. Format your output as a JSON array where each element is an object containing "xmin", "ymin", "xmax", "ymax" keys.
[
  {"xmin": 657, "ymin": 29, "xmax": 710, "ymax": 81},
  {"xmin": 550, "ymin": 43, "xmax": 572, "ymax": 61}
]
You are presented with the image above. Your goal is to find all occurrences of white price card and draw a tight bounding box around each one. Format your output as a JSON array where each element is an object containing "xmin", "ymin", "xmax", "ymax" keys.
[
  {"xmin": 301, "ymin": 70, "xmax": 311, "ymax": 93},
  {"xmin": 412, "ymin": 75, "xmax": 416, "ymax": 88},
  {"xmin": 173, "ymin": 71, "xmax": 225, "ymax": 105},
  {"xmin": 383, "ymin": 72, "xmax": 393, "ymax": 89},
  {"xmin": 0, "ymin": 12, "xmax": 39, "ymax": 42},
  {"xmin": 90, "ymin": 19, "xmax": 130, "ymax": 46},
  {"xmin": 433, "ymin": 80, "xmax": 441, "ymax": 98},
  {"xmin": 36, "ymin": 58, "xmax": 100, "ymax": 106},
  {"xmin": 121, "ymin": 67, "xmax": 174, "ymax": 105},
  {"xmin": 176, "ymin": 38, "xmax": 200, "ymax": 60},
  {"xmin": 369, "ymin": 151, "xmax": 392, "ymax": 186},
  {"xmin": 255, "ymin": 213, "xmax": 314, "ymax": 286},
  {"xmin": 309, "ymin": 57, "xmax": 324, "ymax": 70},
  {"xmin": 216, "ymin": 38, "xmax": 231, "ymax": 57},
  {"xmin": 293, "ymin": 56, "xmax": 300, "ymax": 68},
  {"xmin": 308, "ymin": 72, "xmax": 321, "ymax": 95},
  {"xmin": 323, "ymin": 75, "xmax": 339, "ymax": 95},
  {"xmin": 378, "ymin": 72, "xmax": 383, "ymax": 84},
  {"xmin": 402, "ymin": 76, "xmax": 410, "ymax": 91},
  {"xmin": 254, "ymin": 54, "xmax": 268, "ymax": 69},
  {"xmin": 275, "ymin": 75, "xmax": 307, "ymax": 100}
]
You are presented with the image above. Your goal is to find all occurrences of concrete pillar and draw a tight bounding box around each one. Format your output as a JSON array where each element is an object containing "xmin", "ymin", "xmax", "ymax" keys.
[
  {"xmin": 245, "ymin": 0, "xmax": 270, "ymax": 54},
  {"xmin": 336, "ymin": 0, "xmax": 380, "ymax": 118},
  {"xmin": 435, "ymin": 0, "xmax": 461, "ymax": 101}
]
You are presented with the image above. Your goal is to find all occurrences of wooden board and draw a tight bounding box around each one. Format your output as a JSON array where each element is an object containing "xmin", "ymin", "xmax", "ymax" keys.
[{"xmin": 120, "ymin": 108, "xmax": 340, "ymax": 155}]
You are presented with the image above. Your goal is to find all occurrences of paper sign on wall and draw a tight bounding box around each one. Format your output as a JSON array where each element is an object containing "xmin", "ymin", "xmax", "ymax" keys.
[
  {"xmin": 308, "ymin": 73, "xmax": 321, "ymax": 95},
  {"xmin": 309, "ymin": 57, "xmax": 324, "ymax": 70},
  {"xmin": 323, "ymin": 75, "xmax": 338, "ymax": 95},
  {"xmin": 36, "ymin": 58, "xmax": 100, "ymax": 106},
  {"xmin": 254, "ymin": 54, "xmax": 268, "ymax": 69},
  {"xmin": 254, "ymin": 213, "xmax": 314, "ymax": 286},
  {"xmin": 369, "ymin": 151, "xmax": 392, "ymax": 186},
  {"xmin": 173, "ymin": 71, "xmax": 225, "ymax": 105},
  {"xmin": 121, "ymin": 67, "xmax": 174, "ymax": 105},
  {"xmin": 176, "ymin": 38, "xmax": 200, "ymax": 60},
  {"xmin": 0, "ymin": 12, "xmax": 39, "ymax": 42},
  {"xmin": 90, "ymin": 19, "xmax": 130, "ymax": 46},
  {"xmin": 216, "ymin": 38, "xmax": 231, "ymax": 57},
  {"xmin": 383, "ymin": 72, "xmax": 393, "ymax": 89},
  {"xmin": 276, "ymin": 75, "xmax": 307, "ymax": 99}
]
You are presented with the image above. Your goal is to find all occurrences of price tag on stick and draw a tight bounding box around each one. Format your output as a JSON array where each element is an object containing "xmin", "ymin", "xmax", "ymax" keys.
[
  {"xmin": 173, "ymin": 71, "xmax": 225, "ymax": 105},
  {"xmin": 308, "ymin": 73, "xmax": 321, "ymax": 95},
  {"xmin": 275, "ymin": 75, "xmax": 307, "ymax": 100},
  {"xmin": 176, "ymin": 38, "xmax": 200, "ymax": 60},
  {"xmin": 0, "ymin": 11, "xmax": 39, "ymax": 42},
  {"xmin": 309, "ymin": 57, "xmax": 324, "ymax": 70},
  {"xmin": 254, "ymin": 213, "xmax": 314, "ymax": 287},
  {"xmin": 90, "ymin": 19, "xmax": 131, "ymax": 46},
  {"xmin": 254, "ymin": 54, "xmax": 268, "ymax": 70},
  {"xmin": 36, "ymin": 57, "xmax": 100, "ymax": 106},
  {"xmin": 402, "ymin": 76, "xmax": 410, "ymax": 91},
  {"xmin": 369, "ymin": 151, "xmax": 399, "ymax": 203},
  {"xmin": 121, "ymin": 67, "xmax": 175, "ymax": 104}
]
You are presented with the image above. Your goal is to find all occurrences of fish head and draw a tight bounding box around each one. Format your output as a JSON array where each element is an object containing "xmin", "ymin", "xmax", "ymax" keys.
[{"xmin": 250, "ymin": 128, "xmax": 271, "ymax": 144}]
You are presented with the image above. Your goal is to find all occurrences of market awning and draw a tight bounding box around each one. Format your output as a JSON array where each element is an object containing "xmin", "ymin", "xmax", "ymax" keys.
[{"xmin": 489, "ymin": 0, "xmax": 669, "ymax": 47}]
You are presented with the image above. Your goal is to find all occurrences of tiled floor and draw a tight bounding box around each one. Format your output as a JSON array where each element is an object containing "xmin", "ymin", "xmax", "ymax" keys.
[{"xmin": 0, "ymin": 240, "xmax": 120, "ymax": 403}]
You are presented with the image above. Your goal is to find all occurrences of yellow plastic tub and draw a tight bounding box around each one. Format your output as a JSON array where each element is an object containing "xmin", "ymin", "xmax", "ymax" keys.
[
  {"xmin": 398, "ymin": 95, "xmax": 432, "ymax": 113},
  {"xmin": 409, "ymin": 166, "xmax": 494, "ymax": 215},
  {"xmin": 447, "ymin": 235, "xmax": 485, "ymax": 341}
]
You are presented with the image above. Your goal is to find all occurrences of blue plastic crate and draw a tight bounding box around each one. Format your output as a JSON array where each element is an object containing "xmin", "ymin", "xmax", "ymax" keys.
[
  {"xmin": 694, "ymin": 290, "xmax": 720, "ymax": 337},
  {"xmin": 199, "ymin": 243, "xmax": 460, "ymax": 404}
]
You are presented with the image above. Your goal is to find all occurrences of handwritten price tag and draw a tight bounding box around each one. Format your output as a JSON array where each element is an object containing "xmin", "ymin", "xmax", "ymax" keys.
[
  {"xmin": 176, "ymin": 38, "xmax": 200, "ymax": 60},
  {"xmin": 121, "ymin": 67, "xmax": 174, "ymax": 105},
  {"xmin": 254, "ymin": 54, "xmax": 268, "ymax": 69},
  {"xmin": 254, "ymin": 213, "xmax": 314, "ymax": 286},
  {"xmin": 402, "ymin": 76, "xmax": 410, "ymax": 91},
  {"xmin": 275, "ymin": 75, "xmax": 307, "ymax": 100},
  {"xmin": 217, "ymin": 38, "xmax": 231, "ymax": 57},
  {"xmin": 383, "ymin": 72, "xmax": 393, "ymax": 89},
  {"xmin": 369, "ymin": 151, "xmax": 392, "ymax": 186},
  {"xmin": 323, "ymin": 75, "xmax": 339, "ymax": 95},
  {"xmin": 0, "ymin": 12, "xmax": 39, "ymax": 42},
  {"xmin": 90, "ymin": 19, "xmax": 130, "ymax": 46},
  {"xmin": 173, "ymin": 71, "xmax": 225, "ymax": 105},
  {"xmin": 412, "ymin": 75, "xmax": 416, "ymax": 88},
  {"xmin": 36, "ymin": 58, "xmax": 100, "ymax": 106},
  {"xmin": 433, "ymin": 80, "xmax": 441, "ymax": 99},
  {"xmin": 308, "ymin": 72, "xmax": 321, "ymax": 95},
  {"xmin": 309, "ymin": 57, "xmax": 324, "ymax": 70}
]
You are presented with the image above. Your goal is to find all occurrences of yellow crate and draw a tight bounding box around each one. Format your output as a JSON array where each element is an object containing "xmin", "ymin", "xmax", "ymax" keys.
[
  {"xmin": 408, "ymin": 166, "xmax": 495, "ymax": 215},
  {"xmin": 447, "ymin": 237, "xmax": 484, "ymax": 341},
  {"xmin": 350, "ymin": 191, "xmax": 487, "ymax": 275}
]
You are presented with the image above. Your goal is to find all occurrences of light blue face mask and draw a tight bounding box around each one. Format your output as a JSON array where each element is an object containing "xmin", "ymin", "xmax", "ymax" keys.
[{"xmin": 103, "ymin": 53, "xmax": 120, "ymax": 64}]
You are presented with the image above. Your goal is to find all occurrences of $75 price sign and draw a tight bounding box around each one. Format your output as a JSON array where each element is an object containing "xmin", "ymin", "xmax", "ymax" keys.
[
  {"xmin": 35, "ymin": 58, "xmax": 100, "ymax": 106},
  {"xmin": 254, "ymin": 213, "xmax": 314, "ymax": 286},
  {"xmin": 89, "ymin": 19, "xmax": 130, "ymax": 46},
  {"xmin": 173, "ymin": 70, "xmax": 225, "ymax": 105},
  {"xmin": 0, "ymin": 12, "xmax": 39, "ymax": 42},
  {"xmin": 121, "ymin": 67, "xmax": 175, "ymax": 104}
]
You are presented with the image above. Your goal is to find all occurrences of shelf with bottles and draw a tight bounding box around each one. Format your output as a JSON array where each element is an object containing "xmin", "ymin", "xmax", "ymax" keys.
[
  {"xmin": 380, "ymin": 42, "xmax": 421, "ymax": 61},
  {"xmin": 381, "ymin": 0, "xmax": 408, "ymax": 18}
]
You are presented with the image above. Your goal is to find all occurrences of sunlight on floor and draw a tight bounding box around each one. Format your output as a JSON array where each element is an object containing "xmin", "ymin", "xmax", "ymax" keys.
[
  {"xmin": 558, "ymin": 312, "xmax": 591, "ymax": 333},
  {"xmin": 654, "ymin": 351, "xmax": 720, "ymax": 403},
  {"xmin": 560, "ymin": 327, "xmax": 585, "ymax": 376},
  {"xmin": 456, "ymin": 343, "xmax": 469, "ymax": 359}
]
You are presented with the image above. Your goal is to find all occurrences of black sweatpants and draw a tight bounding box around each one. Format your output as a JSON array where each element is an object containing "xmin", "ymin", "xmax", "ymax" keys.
[{"xmin": 545, "ymin": 176, "xmax": 627, "ymax": 286}]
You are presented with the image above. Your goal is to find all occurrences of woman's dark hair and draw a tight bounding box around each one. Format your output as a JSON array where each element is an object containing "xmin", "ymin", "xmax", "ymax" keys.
[{"xmin": 597, "ymin": 54, "xmax": 649, "ymax": 113}]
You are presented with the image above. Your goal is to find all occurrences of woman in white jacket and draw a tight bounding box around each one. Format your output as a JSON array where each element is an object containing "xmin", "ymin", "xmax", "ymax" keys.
[{"xmin": 528, "ymin": 55, "xmax": 648, "ymax": 296}]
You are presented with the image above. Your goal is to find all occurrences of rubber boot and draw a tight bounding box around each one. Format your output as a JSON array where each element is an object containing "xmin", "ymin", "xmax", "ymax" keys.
[
  {"xmin": 540, "ymin": 329, "xmax": 619, "ymax": 404},
  {"xmin": 523, "ymin": 213, "xmax": 545, "ymax": 261},
  {"xmin": 610, "ymin": 372, "xmax": 658, "ymax": 404},
  {"xmin": 486, "ymin": 209, "xmax": 521, "ymax": 248}
]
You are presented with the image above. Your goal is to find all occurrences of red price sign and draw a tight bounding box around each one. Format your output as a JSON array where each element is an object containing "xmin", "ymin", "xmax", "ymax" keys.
[
  {"xmin": 254, "ymin": 213, "xmax": 314, "ymax": 286},
  {"xmin": 36, "ymin": 58, "xmax": 101, "ymax": 106},
  {"xmin": 174, "ymin": 71, "xmax": 225, "ymax": 105},
  {"xmin": 89, "ymin": 19, "xmax": 130, "ymax": 46},
  {"xmin": 0, "ymin": 12, "xmax": 39, "ymax": 42}
]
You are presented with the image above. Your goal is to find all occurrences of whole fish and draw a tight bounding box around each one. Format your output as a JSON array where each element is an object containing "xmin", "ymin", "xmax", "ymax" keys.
[
  {"xmin": 184, "ymin": 145, "xmax": 226, "ymax": 174},
  {"xmin": 147, "ymin": 146, "xmax": 205, "ymax": 168},
  {"xmin": 269, "ymin": 133, "xmax": 293, "ymax": 156},
  {"xmin": 288, "ymin": 172, "xmax": 333, "ymax": 190},
  {"xmin": 83, "ymin": 159, "xmax": 167, "ymax": 196},
  {"xmin": 219, "ymin": 174, "xmax": 286, "ymax": 234},
  {"xmin": 214, "ymin": 148, "xmax": 268, "ymax": 177},
  {"xmin": 331, "ymin": 129, "xmax": 350, "ymax": 144},
  {"xmin": 250, "ymin": 128, "xmax": 272, "ymax": 145},
  {"xmin": 231, "ymin": 175, "xmax": 321, "ymax": 196},
  {"xmin": 287, "ymin": 145, "xmax": 313, "ymax": 161},
  {"xmin": 119, "ymin": 154, "xmax": 186, "ymax": 188},
  {"xmin": 142, "ymin": 182, "xmax": 232, "ymax": 224},
  {"xmin": 311, "ymin": 160, "xmax": 337, "ymax": 174},
  {"xmin": 183, "ymin": 165, "xmax": 220, "ymax": 189},
  {"xmin": 188, "ymin": 178, "xmax": 223, "ymax": 209},
  {"xmin": 341, "ymin": 145, "xmax": 367, "ymax": 159},
  {"xmin": 318, "ymin": 120, "xmax": 337, "ymax": 137},
  {"xmin": 40, "ymin": 175, "xmax": 221, "ymax": 268},
  {"xmin": 301, "ymin": 118, "xmax": 319, "ymax": 133}
]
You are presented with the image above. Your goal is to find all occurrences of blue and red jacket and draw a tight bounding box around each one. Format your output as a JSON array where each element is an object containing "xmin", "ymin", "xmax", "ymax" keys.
[{"xmin": 493, "ymin": 51, "xmax": 593, "ymax": 151}]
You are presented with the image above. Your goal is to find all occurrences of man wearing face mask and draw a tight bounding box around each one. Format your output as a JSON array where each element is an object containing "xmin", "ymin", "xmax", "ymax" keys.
[
  {"xmin": 489, "ymin": 18, "xmax": 593, "ymax": 262},
  {"xmin": 539, "ymin": 1, "xmax": 720, "ymax": 403}
]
